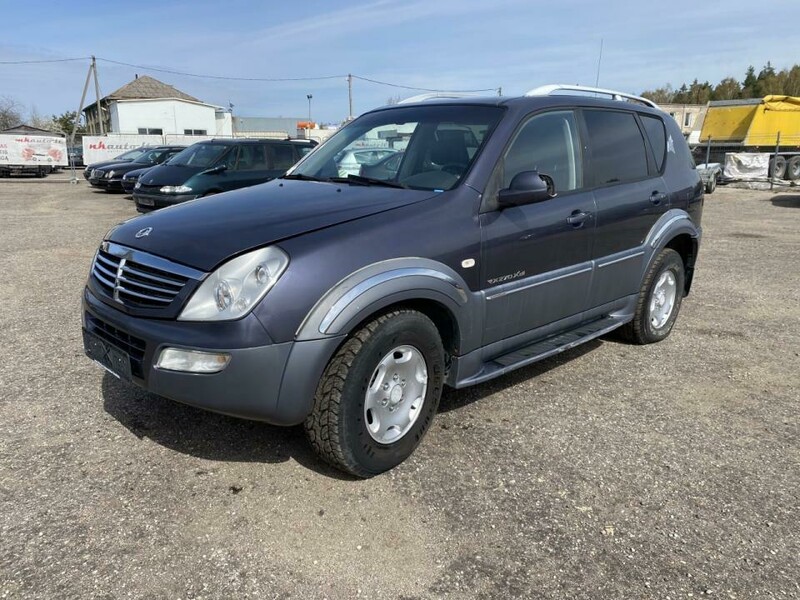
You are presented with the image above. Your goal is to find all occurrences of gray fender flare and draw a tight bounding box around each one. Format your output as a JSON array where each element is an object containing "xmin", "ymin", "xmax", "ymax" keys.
[
  {"xmin": 295, "ymin": 257, "xmax": 480, "ymax": 348},
  {"xmin": 642, "ymin": 208, "xmax": 702, "ymax": 288}
]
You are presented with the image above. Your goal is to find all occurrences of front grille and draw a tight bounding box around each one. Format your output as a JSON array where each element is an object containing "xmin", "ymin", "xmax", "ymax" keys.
[
  {"xmin": 85, "ymin": 313, "xmax": 146, "ymax": 378},
  {"xmin": 92, "ymin": 245, "xmax": 193, "ymax": 309}
]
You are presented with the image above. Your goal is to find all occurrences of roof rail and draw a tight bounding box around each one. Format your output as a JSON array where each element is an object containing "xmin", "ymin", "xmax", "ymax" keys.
[
  {"xmin": 397, "ymin": 92, "xmax": 480, "ymax": 104},
  {"xmin": 525, "ymin": 84, "xmax": 659, "ymax": 109}
]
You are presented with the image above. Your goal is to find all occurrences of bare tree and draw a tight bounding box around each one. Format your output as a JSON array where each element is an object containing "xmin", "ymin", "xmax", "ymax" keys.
[
  {"xmin": 385, "ymin": 95, "xmax": 403, "ymax": 106},
  {"xmin": 0, "ymin": 96, "xmax": 24, "ymax": 130}
]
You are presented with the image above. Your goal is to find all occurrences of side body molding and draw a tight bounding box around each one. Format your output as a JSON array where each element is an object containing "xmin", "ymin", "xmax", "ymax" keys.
[{"xmin": 296, "ymin": 257, "xmax": 483, "ymax": 351}]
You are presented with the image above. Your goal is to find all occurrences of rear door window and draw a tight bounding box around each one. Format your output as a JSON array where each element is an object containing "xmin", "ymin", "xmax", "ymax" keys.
[
  {"xmin": 268, "ymin": 144, "xmax": 296, "ymax": 171},
  {"xmin": 583, "ymin": 110, "xmax": 649, "ymax": 186},
  {"xmin": 236, "ymin": 145, "xmax": 269, "ymax": 171},
  {"xmin": 640, "ymin": 114, "xmax": 667, "ymax": 172}
]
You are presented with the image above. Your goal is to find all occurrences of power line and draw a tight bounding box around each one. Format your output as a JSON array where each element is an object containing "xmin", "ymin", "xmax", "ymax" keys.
[
  {"xmin": 1, "ymin": 54, "xmax": 500, "ymax": 94},
  {"xmin": 96, "ymin": 57, "xmax": 346, "ymax": 82},
  {"xmin": 351, "ymin": 74, "xmax": 497, "ymax": 93},
  {"xmin": 0, "ymin": 57, "xmax": 90, "ymax": 64}
]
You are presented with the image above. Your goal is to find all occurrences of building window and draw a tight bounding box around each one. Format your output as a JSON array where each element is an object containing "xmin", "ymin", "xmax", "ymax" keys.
[
  {"xmin": 184, "ymin": 129, "xmax": 207, "ymax": 136},
  {"xmin": 684, "ymin": 113, "xmax": 693, "ymax": 128},
  {"xmin": 137, "ymin": 128, "xmax": 163, "ymax": 135}
]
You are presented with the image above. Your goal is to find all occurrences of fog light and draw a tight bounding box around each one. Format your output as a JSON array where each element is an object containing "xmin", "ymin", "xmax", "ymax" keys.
[{"xmin": 156, "ymin": 348, "xmax": 231, "ymax": 373}]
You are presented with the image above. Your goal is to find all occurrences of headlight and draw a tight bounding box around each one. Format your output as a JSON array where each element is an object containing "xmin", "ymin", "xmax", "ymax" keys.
[
  {"xmin": 178, "ymin": 246, "xmax": 289, "ymax": 321},
  {"xmin": 106, "ymin": 170, "xmax": 114, "ymax": 178},
  {"xmin": 134, "ymin": 181, "xmax": 141, "ymax": 190},
  {"xmin": 159, "ymin": 185, "xmax": 193, "ymax": 194}
]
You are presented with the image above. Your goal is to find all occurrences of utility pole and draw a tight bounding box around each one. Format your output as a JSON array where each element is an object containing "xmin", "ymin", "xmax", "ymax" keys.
[
  {"xmin": 72, "ymin": 62, "xmax": 93, "ymax": 145},
  {"xmin": 91, "ymin": 56, "xmax": 105, "ymax": 135},
  {"xmin": 497, "ymin": 87, "xmax": 502, "ymax": 97},
  {"xmin": 347, "ymin": 74, "xmax": 353, "ymax": 121},
  {"xmin": 307, "ymin": 94, "xmax": 313, "ymax": 123}
]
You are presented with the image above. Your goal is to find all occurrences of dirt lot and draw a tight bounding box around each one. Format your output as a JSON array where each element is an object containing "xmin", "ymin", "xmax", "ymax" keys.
[{"xmin": 0, "ymin": 179, "xmax": 798, "ymax": 599}]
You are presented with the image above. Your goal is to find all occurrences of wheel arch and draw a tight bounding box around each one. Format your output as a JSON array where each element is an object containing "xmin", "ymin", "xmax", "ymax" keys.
[{"xmin": 644, "ymin": 209, "xmax": 702, "ymax": 296}]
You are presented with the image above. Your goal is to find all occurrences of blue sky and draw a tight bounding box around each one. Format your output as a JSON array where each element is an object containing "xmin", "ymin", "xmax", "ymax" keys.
[{"xmin": 2, "ymin": 0, "xmax": 800, "ymax": 123}]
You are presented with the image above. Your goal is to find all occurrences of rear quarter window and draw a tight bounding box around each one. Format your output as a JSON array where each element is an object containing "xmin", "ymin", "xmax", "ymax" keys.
[
  {"xmin": 640, "ymin": 114, "xmax": 667, "ymax": 172},
  {"xmin": 583, "ymin": 110, "xmax": 649, "ymax": 186}
]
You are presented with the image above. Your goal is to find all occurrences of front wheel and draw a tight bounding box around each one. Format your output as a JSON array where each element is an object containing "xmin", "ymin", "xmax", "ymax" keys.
[
  {"xmin": 305, "ymin": 310, "xmax": 445, "ymax": 477},
  {"xmin": 620, "ymin": 248, "xmax": 685, "ymax": 344}
]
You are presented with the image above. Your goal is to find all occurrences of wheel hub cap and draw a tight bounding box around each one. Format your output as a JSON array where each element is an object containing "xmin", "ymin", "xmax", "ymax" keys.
[
  {"xmin": 364, "ymin": 345, "xmax": 428, "ymax": 444},
  {"xmin": 648, "ymin": 270, "xmax": 677, "ymax": 329}
]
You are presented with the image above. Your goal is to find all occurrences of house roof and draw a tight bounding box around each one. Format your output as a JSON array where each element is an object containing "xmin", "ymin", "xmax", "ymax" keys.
[
  {"xmin": 84, "ymin": 75, "xmax": 200, "ymax": 110},
  {"xmin": 1, "ymin": 124, "xmax": 63, "ymax": 136}
]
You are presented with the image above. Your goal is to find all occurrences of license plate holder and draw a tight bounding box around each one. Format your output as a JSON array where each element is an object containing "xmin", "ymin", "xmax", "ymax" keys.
[{"xmin": 83, "ymin": 329, "xmax": 132, "ymax": 381}]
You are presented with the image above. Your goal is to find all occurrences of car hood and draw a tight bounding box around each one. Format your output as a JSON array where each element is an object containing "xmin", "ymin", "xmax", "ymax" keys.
[
  {"xmin": 108, "ymin": 179, "xmax": 439, "ymax": 271},
  {"xmin": 137, "ymin": 163, "xmax": 205, "ymax": 186},
  {"xmin": 95, "ymin": 161, "xmax": 146, "ymax": 176},
  {"xmin": 87, "ymin": 158, "xmax": 135, "ymax": 171},
  {"xmin": 123, "ymin": 166, "xmax": 152, "ymax": 179}
]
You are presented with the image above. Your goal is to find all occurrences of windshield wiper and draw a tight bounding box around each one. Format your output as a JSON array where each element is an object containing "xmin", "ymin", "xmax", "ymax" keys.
[
  {"xmin": 280, "ymin": 173, "xmax": 330, "ymax": 182},
  {"xmin": 331, "ymin": 174, "xmax": 406, "ymax": 189}
]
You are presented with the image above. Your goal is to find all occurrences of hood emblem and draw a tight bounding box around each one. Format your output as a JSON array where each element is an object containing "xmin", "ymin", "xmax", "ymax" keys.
[{"xmin": 135, "ymin": 227, "xmax": 153, "ymax": 238}]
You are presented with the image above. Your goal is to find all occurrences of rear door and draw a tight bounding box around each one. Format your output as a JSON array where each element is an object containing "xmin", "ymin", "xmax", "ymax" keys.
[
  {"xmin": 479, "ymin": 109, "xmax": 597, "ymax": 345},
  {"xmin": 267, "ymin": 143, "xmax": 298, "ymax": 178},
  {"xmin": 582, "ymin": 109, "xmax": 670, "ymax": 308}
]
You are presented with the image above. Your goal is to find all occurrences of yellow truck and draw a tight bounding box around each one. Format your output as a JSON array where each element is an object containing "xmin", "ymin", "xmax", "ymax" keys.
[{"xmin": 697, "ymin": 95, "xmax": 800, "ymax": 180}]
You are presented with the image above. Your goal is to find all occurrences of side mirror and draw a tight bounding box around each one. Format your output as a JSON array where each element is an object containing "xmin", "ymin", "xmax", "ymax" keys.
[{"xmin": 497, "ymin": 170, "xmax": 556, "ymax": 208}]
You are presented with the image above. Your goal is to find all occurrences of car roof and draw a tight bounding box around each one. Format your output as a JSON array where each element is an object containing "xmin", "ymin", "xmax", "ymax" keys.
[
  {"xmin": 368, "ymin": 94, "xmax": 664, "ymax": 118},
  {"xmin": 201, "ymin": 138, "xmax": 315, "ymax": 145}
]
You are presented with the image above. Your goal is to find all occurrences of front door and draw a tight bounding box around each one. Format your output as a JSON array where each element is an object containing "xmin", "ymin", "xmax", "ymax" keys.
[{"xmin": 480, "ymin": 110, "xmax": 596, "ymax": 345}]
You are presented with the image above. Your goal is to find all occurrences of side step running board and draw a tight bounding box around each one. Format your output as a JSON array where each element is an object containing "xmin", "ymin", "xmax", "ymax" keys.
[{"xmin": 460, "ymin": 316, "xmax": 626, "ymax": 387}]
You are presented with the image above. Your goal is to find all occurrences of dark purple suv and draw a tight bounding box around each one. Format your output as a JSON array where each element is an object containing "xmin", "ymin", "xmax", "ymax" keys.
[{"xmin": 82, "ymin": 85, "xmax": 703, "ymax": 477}]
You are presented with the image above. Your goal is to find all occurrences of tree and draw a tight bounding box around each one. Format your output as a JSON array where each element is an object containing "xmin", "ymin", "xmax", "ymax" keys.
[
  {"xmin": 742, "ymin": 65, "xmax": 758, "ymax": 98},
  {"xmin": 713, "ymin": 77, "xmax": 741, "ymax": 100},
  {"xmin": 641, "ymin": 85, "xmax": 674, "ymax": 104},
  {"xmin": 51, "ymin": 111, "xmax": 86, "ymax": 136},
  {"xmin": 0, "ymin": 96, "xmax": 23, "ymax": 130},
  {"xmin": 27, "ymin": 105, "xmax": 55, "ymax": 131},
  {"xmin": 385, "ymin": 95, "xmax": 402, "ymax": 106}
]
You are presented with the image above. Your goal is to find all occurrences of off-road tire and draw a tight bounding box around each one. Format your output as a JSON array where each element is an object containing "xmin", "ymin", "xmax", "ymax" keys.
[
  {"xmin": 304, "ymin": 310, "xmax": 445, "ymax": 478},
  {"xmin": 619, "ymin": 248, "xmax": 685, "ymax": 345},
  {"xmin": 786, "ymin": 156, "xmax": 800, "ymax": 181}
]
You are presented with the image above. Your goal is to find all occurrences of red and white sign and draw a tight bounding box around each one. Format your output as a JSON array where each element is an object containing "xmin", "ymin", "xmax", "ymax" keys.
[
  {"xmin": 0, "ymin": 134, "xmax": 68, "ymax": 166},
  {"xmin": 82, "ymin": 135, "xmax": 163, "ymax": 164}
]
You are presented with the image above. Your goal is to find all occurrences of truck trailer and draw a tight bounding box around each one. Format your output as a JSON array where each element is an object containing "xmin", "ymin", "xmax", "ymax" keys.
[{"xmin": 695, "ymin": 95, "xmax": 800, "ymax": 180}]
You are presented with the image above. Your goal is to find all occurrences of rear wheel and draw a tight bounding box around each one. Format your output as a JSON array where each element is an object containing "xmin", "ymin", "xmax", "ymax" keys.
[
  {"xmin": 305, "ymin": 310, "xmax": 445, "ymax": 477},
  {"xmin": 769, "ymin": 156, "xmax": 787, "ymax": 180},
  {"xmin": 620, "ymin": 248, "xmax": 685, "ymax": 345},
  {"xmin": 786, "ymin": 156, "xmax": 800, "ymax": 181}
]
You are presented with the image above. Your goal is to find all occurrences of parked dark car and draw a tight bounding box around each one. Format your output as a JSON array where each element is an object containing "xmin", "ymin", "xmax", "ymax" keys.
[
  {"xmin": 121, "ymin": 167, "xmax": 153, "ymax": 194},
  {"xmin": 83, "ymin": 86, "xmax": 703, "ymax": 477},
  {"xmin": 88, "ymin": 146, "xmax": 186, "ymax": 192},
  {"xmin": 84, "ymin": 147, "xmax": 151, "ymax": 181},
  {"xmin": 132, "ymin": 138, "xmax": 317, "ymax": 211}
]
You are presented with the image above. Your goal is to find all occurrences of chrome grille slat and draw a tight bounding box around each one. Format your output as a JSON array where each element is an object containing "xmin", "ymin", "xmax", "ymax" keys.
[
  {"xmin": 117, "ymin": 275, "xmax": 176, "ymax": 297},
  {"xmin": 95, "ymin": 253, "xmax": 120, "ymax": 269},
  {"xmin": 122, "ymin": 264, "xmax": 185, "ymax": 288},
  {"xmin": 93, "ymin": 267, "xmax": 116, "ymax": 289},
  {"xmin": 93, "ymin": 261, "xmax": 117, "ymax": 280},
  {"xmin": 117, "ymin": 285, "xmax": 173, "ymax": 303},
  {"xmin": 90, "ymin": 242, "xmax": 203, "ymax": 310}
]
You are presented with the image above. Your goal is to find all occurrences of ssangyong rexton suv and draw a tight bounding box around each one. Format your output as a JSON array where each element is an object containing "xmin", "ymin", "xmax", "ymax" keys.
[{"xmin": 82, "ymin": 85, "xmax": 703, "ymax": 477}]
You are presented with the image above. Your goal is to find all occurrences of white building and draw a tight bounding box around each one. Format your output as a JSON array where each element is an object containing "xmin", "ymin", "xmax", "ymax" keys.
[{"xmin": 83, "ymin": 75, "xmax": 232, "ymax": 137}]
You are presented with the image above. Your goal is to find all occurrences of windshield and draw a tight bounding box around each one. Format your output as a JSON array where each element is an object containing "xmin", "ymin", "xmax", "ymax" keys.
[
  {"xmin": 133, "ymin": 148, "xmax": 168, "ymax": 165},
  {"xmin": 290, "ymin": 105, "xmax": 503, "ymax": 191},
  {"xmin": 115, "ymin": 148, "xmax": 147, "ymax": 161},
  {"xmin": 169, "ymin": 143, "xmax": 233, "ymax": 168}
]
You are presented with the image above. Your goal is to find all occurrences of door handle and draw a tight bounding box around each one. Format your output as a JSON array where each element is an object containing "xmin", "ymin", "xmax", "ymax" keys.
[
  {"xmin": 650, "ymin": 191, "xmax": 667, "ymax": 205},
  {"xmin": 566, "ymin": 210, "xmax": 591, "ymax": 227}
]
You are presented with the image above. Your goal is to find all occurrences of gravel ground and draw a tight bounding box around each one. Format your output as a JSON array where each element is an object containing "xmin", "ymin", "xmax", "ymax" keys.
[{"xmin": 0, "ymin": 180, "xmax": 798, "ymax": 599}]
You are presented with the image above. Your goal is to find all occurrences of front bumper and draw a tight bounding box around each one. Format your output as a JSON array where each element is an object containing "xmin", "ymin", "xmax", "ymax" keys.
[{"xmin": 82, "ymin": 287, "xmax": 342, "ymax": 425}]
